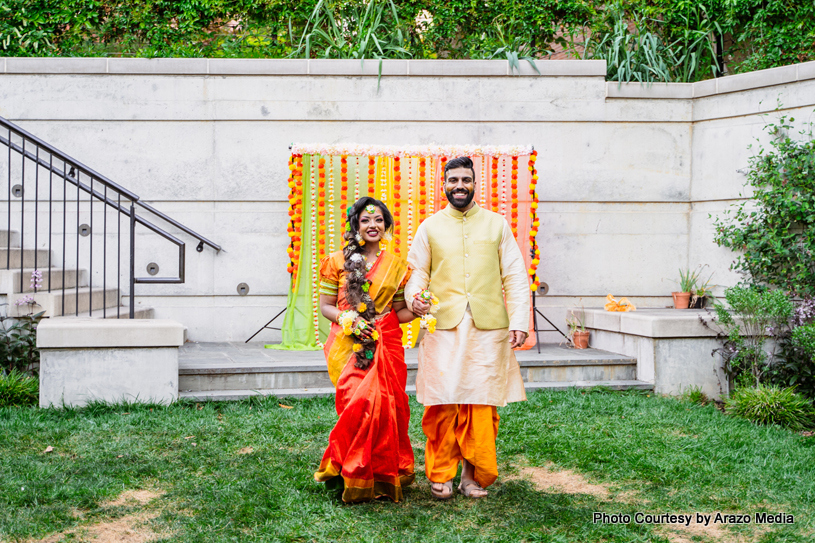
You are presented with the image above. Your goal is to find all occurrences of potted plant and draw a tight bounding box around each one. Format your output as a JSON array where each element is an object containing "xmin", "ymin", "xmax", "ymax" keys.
[
  {"xmin": 566, "ymin": 309, "xmax": 589, "ymax": 349},
  {"xmin": 690, "ymin": 269, "xmax": 715, "ymax": 308},
  {"xmin": 673, "ymin": 267, "xmax": 698, "ymax": 309}
]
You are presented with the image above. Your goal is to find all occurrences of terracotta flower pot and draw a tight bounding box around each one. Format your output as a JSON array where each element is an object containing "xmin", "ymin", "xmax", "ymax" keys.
[
  {"xmin": 572, "ymin": 330, "xmax": 590, "ymax": 349},
  {"xmin": 672, "ymin": 292, "xmax": 691, "ymax": 309}
]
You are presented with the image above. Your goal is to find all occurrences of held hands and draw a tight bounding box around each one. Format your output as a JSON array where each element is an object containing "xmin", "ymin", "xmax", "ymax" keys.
[
  {"xmin": 509, "ymin": 330, "xmax": 528, "ymax": 349},
  {"xmin": 412, "ymin": 298, "xmax": 432, "ymax": 317}
]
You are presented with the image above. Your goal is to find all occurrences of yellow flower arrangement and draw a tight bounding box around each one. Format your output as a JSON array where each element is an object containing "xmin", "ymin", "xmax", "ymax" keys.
[
  {"xmin": 337, "ymin": 310, "xmax": 359, "ymax": 335},
  {"xmin": 358, "ymin": 302, "xmax": 367, "ymax": 312},
  {"xmin": 353, "ymin": 343, "xmax": 362, "ymax": 352}
]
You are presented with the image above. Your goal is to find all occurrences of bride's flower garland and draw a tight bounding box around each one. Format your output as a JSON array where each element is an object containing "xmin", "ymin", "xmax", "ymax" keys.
[{"xmin": 415, "ymin": 289, "xmax": 440, "ymax": 333}]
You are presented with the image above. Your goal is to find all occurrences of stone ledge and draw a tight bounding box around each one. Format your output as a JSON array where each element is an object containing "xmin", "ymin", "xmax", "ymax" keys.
[
  {"xmin": 581, "ymin": 308, "xmax": 719, "ymax": 338},
  {"xmin": 37, "ymin": 318, "xmax": 185, "ymax": 348},
  {"xmin": 0, "ymin": 57, "xmax": 607, "ymax": 77}
]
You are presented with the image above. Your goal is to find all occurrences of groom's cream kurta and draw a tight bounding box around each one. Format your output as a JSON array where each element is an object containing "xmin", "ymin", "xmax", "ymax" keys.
[{"xmin": 405, "ymin": 203, "xmax": 530, "ymax": 407}]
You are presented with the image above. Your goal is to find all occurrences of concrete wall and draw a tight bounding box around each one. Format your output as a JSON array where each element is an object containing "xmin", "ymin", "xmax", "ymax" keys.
[{"xmin": 1, "ymin": 58, "xmax": 814, "ymax": 342}]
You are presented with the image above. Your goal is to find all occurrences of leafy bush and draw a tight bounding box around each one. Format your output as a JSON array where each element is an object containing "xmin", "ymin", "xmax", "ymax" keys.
[
  {"xmin": 680, "ymin": 385, "xmax": 710, "ymax": 406},
  {"xmin": 725, "ymin": 383, "xmax": 815, "ymax": 431},
  {"xmin": 713, "ymin": 112, "xmax": 815, "ymax": 296},
  {"xmin": 772, "ymin": 312, "xmax": 815, "ymax": 399},
  {"xmin": 0, "ymin": 368, "xmax": 38, "ymax": 408},
  {"xmin": 0, "ymin": 309, "xmax": 45, "ymax": 375},
  {"xmin": 713, "ymin": 286, "xmax": 793, "ymax": 388}
]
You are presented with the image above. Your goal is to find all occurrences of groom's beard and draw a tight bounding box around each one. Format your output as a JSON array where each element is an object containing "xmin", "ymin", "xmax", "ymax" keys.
[{"xmin": 445, "ymin": 187, "xmax": 475, "ymax": 209}]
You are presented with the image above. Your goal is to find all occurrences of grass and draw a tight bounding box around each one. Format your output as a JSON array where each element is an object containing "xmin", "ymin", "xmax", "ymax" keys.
[{"xmin": 1, "ymin": 389, "xmax": 813, "ymax": 542}]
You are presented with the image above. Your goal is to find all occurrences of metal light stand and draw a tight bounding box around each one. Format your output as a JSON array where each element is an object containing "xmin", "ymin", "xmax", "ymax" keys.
[
  {"xmin": 245, "ymin": 308, "xmax": 286, "ymax": 343},
  {"xmin": 531, "ymin": 283, "xmax": 569, "ymax": 353}
]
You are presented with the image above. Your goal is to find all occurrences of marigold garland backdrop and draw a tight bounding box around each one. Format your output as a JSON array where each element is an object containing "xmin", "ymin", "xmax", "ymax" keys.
[{"xmin": 274, "ymin": 144, "xmax": 541, "ymax": 350}]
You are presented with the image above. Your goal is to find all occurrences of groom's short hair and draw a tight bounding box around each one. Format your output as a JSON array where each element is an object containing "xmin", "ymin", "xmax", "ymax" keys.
[{"xmin": 444, "ymin": 156, "xmax": 475, "ymax": 181}]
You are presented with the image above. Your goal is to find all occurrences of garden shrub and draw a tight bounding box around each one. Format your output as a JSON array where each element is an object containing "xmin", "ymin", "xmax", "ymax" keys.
[
  {"xmin": 713, "ymin": 286, "xmax": 793, "ymax": 388},
  {"xmin": 713, "ymin": 112, "xmax": 815, "ymax": 296},
  {"xmin": 772, "ymin": 308, "xmax": 815, "ymax": 399},
  {"xmin": 725, "ymin": 383, "xmax": 815, "ymax": 431},
  {"xmin": 0, "ymin": 309, "xmax": 45, "ymax": 375},
  {"xmin": 0, "ymin": 368, "xmax": 38, "ymax": 408}
]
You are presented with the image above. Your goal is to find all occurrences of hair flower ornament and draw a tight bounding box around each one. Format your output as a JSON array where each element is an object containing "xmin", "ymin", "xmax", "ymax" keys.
[{"xmin": 337, "ymin": 310, "xmax": 359, "ymax": 336}]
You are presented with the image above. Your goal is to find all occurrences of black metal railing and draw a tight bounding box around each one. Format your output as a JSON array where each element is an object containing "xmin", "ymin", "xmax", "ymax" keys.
[{"xmin": 0, "ymin": 115, "xmax": 220, "ymax": 318}]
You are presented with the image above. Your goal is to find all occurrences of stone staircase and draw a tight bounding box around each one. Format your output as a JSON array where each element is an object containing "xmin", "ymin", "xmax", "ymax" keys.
[
  {"xmin": 0, "ymin": 229, "xmax": 153, "ymax": 319},
  {"xmin": 178, "ymin": 342, "xmax": 652, "ymax": 400}
]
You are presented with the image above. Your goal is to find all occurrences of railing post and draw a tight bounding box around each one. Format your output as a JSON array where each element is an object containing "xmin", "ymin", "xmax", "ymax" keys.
[{"xmin": 129, "ymin": 202, "xmax": 136, "ymax": 319}]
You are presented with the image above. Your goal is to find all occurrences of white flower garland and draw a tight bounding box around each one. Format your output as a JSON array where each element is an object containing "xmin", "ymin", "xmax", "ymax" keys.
[
  {"xmin": 500, "ymin": 156, "xmax": 507, "ymax": 217},
  {"xmin": 291, "ymin": 143, "xmax": 534, "ymax": 158},
  {"xmin": 354, "ymin": 157, "xmax": 361, "ymax": 200}
]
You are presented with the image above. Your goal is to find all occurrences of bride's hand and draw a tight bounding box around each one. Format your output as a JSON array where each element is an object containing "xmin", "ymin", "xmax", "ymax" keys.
[{"xmin": 353, "ymin": 317, "xmax": 374, "ymax": 339}]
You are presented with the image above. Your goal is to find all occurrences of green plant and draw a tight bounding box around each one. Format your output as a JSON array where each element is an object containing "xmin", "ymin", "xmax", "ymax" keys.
[
  {"xmin": 680, "ymin": 385, "xmax": 709, "ymax": 406},
  {"xmin": 477, "ymin": 18, "xmax": 547, "ymax": 75},
  {"xmin": 725, "ymin": 383, "xmax": 815, "ymax": 431},
  {"xmin": 289, "ymin": 0, "xmax": 412, "ymax": 87},
  {"xmin": 565, "ymin": 308, "xmax": 586, "ymax": 335},
  {"xmin": 713, "ymin": 286, "xmax": 793, "ymax": 387},
  {"xmin": 0, "ymin": 303, "xmax": 45, "ymax": 375},
  {"xmin": 579, "ymin": 2, "xmax": 719, "ymax": 83},
  {"xmin": 773, "ymin": 314, "xmax": 815, "ymax": 399},
  {"xmin": 0, "ymin": 368, "xmax": 38, "ymax": 407},
  {"xmin": 713, "ymin": 109, "xmax": 815, "ymax": 296}
]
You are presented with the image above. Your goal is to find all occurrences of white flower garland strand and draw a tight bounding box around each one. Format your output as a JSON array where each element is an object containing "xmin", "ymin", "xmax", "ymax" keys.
[
  {"xmin": 480, "ymin": 156, "xmax": 487, "ymax": 206},
  {"xmin": 404, "ymin": 157, "xmax": 413, "ymax": 348},
  {"xmin": 328, "ymin": 156, "xmax": 336, "ymax": 254},
  {"xmin": 500, "ymin": 155, "xmax": 508, "ymax": 217},
  {"xmin": 310, "ymin": 157, "xmax": 323, "ymax": 348},
  {"xmin": 354, "ymin": 156, "xmax": 361, "ymax": 200},
  {"xmin": 380, "ymin": 156, "xmax": 388, "ymax": 203},
  {"xmin": 291, "ymin": 143, "xmax": 534, "ymax": 157},
  {"xmin": 428, "ymin": 158, "xmax": 435, "ymax": 215}
]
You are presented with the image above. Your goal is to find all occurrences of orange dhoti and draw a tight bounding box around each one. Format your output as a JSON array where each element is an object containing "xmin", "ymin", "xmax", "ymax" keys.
[{"xmin": 422, "ymin": 404, "xmax": 500, "ymax": 488}]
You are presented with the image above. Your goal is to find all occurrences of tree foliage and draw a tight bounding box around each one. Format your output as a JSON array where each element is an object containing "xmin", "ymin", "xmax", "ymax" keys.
[{"xmin": 1, "ymin": 1, "xmax": 812, "ymax": 79}]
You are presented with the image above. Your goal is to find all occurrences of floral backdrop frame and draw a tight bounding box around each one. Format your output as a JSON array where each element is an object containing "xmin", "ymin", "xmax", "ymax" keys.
[{"xmin": 275, "ymin": 144, "xmax": 540, "ymax": 350}]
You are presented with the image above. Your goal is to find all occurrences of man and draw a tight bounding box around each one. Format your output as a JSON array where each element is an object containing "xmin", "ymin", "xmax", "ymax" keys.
[{"xmin": 405, "ymin": 156, "xmax": 530, "ymax": 499}]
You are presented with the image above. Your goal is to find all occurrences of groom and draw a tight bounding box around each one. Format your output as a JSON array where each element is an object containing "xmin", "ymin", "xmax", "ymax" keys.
[{"xmin": 405, "ymin": 156, "xmax": 530, "ymax": 499}]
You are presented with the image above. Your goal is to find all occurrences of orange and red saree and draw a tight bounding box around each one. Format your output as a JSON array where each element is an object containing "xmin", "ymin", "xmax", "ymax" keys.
[{"xmin": 314, "ymin": 250, "xmax": 415, "ymax": 503}]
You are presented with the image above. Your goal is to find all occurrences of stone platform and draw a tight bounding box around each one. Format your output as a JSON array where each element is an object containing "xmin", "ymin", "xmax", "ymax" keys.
[{"xmin": 178, "ymin": 342, "xmax": 651, "ymax": 401}]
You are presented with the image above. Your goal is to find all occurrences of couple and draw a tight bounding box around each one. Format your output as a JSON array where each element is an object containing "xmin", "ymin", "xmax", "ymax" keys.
[{"xmin": 314, "ymin": 156, "xmax": 530, "ymax": 503}]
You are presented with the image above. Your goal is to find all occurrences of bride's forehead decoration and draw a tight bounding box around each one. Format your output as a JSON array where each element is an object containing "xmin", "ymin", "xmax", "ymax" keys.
[{"xmin": 365, "ymin": 204, "xmax": 376, "ymax": 214}]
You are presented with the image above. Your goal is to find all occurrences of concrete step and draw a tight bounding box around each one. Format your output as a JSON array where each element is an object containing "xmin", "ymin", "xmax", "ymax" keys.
[
  {"xmin": 178, "ymin": 343, "xmax": 642, "ymax": 396},
  {"xmin": 0, "ymin": 248, "xmax": 52, "ymax": 269},
  {"xmin": 179, "ymin": 380, "xmax": 654, "ymax": 401},
  {"xmin": 7, "ymin": 286, "xmax": 120, "ymax": 317},
  {"xmin": 0, "ymin": 267, "xmax": 87, "ymax": 294},
  {"xmin": 55, "ymin": 306, "xmax": 155, "ymax": 320},
  {"xmin": 0, "ymin": 230, "xmax": 21, "ymax": 248}
]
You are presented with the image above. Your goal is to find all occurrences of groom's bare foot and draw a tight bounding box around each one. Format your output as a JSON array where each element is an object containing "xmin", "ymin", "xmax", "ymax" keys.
[
  {"xmin": 430, "ymin": 480, "xmax": 454, "ymax": 499},
  {"xmin": 458, "ymin": 479, "xmax": 488, "ymax": 498}
]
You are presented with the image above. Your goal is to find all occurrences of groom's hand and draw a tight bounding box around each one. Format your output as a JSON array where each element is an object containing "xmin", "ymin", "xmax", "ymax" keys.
[
  {"xmin": 412, "ymin": 298, "xmax": 431, "ymax": 316},
  {"xmin": 509, "ymin": 330, "xmax": 528, "ymax": 349}
]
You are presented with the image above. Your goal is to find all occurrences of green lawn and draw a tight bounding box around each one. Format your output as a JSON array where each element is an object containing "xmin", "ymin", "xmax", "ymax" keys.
[{"xmin": 1, "ymin": 389, "xmax": 812, "ymax": 542}]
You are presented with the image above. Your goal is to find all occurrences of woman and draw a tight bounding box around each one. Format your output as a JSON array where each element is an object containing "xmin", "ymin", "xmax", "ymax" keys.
[{"xmin": 314, "ymin": 197, "xmax": 417, "ymax": 503}]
